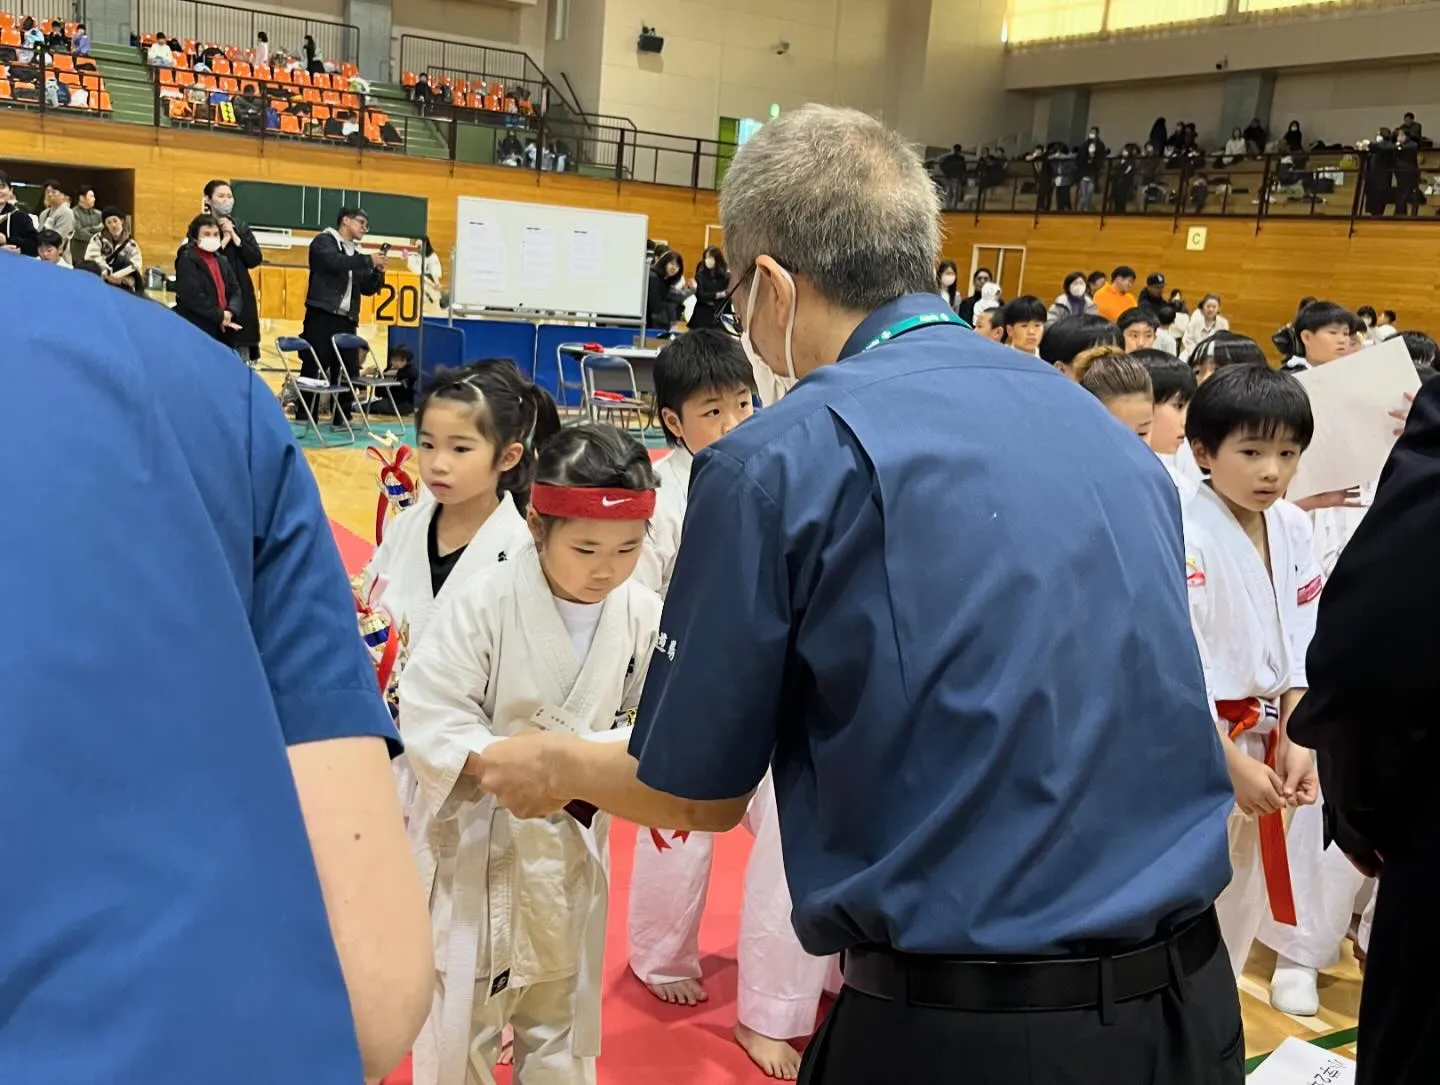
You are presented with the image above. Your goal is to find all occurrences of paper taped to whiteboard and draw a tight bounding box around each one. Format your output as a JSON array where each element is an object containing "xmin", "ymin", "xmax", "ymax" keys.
[
  {"xmin": 520, "ymin": 225, "xmax": 557, "ymax": 291},
  {"xmin": 1286, "ymin": 335, "xmax": 1419, "ymax": 500},
  {"xmin": 461, "ymin": 219, "xmax": 507, "ymax": 296},
  {"xmin": 570, "ymin": 228, "xmax": 603, "ymax": 279}
]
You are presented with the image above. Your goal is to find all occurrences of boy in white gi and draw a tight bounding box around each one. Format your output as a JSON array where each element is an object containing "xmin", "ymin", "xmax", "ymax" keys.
[
  {"xmin": 1181, "ymin": 364, "xmax": 1322, "ymax": 979},
  {"xmin": 401, "ymin": 424, "xmax": 662, "ymax": 1085},
  {"xmin": 627, "ymin": 329, "xmax": 832, "ymax": 1078}
]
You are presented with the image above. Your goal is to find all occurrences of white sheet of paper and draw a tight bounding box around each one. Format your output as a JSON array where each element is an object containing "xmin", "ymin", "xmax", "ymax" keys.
[
  {"xmin": 1246, "ymin": 1036, "xmax": 1355, "ymax": 1084},
  {"xmin": 1286, "ymin": 335, "xmax": 1419, "ymax": 501},
  {"xmin": 519, "ymin": 225, "xmax": 558, "ymax": 291},
  {"xmin": 569, "ymin": 227, "xmax": 604, "ymax": 279},
  {"xmin": 460, "ymin": 219, "xmax": 506, "ymax": 295}
]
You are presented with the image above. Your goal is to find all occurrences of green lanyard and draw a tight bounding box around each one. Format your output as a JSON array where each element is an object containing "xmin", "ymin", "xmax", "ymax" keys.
[{"xmin": 861, "ymin": 310, "xmax": 970, "ymax": 353}]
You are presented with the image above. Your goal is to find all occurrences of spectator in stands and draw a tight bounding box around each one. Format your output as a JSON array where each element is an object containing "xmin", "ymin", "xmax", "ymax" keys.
[
  {"xmin": 21, "ymin": 17, "xmax": 44, "ymax": 49},
  {"xmin": 254, "ymin": 30, "xmax": 270, "ymax": 68},
  {"xmin": 1184, "ymin": 294, "xmax": 1228, "ymax": 354},
  {"xmin": 1048, "ymin": 270, "xmax": 1097, "ymax": 325},
  {"xmin": 148, "ymin": 34, "xmax": 176, "ymax": 67},
  {"xmin": 85, "ymin": 207, "xmax": 144, "ymax": 294},
  {"xmin": 203, "ymin": 180, "xmax": 263, "ymax": 363},
  {"xmin": 1283, "ymin": 120, "xmax": 1304, "ymax": 153},
  {"xmin": 1077, "ymin": 126, "xmax": 1107, "ymax": 211},
  {"xmin": 497, "ymin": 130, "xmax": 523, "ymax": 166},
  {"xmin": 690, "ymin": 245, "xmax": 729, "ymax": 329},
  {"xmin": 174, "ymin": 213, "xmax": 243, "ymax": 347},
  {"xmin": 1148, "ymin": 117, "xmax": 1168, "ymax": 153},
  {"xmin": 36, "ymin": 228, "xmax": 71, "ymax": 268},
  {"xmin": 955, "ymin": 266, "xmax": 992, "ymax": 325},
  {"xmin": 1364, "ymin": 127, "xmax": 1397, "ymax": 217},
  {"xmin": 299, "ymin": 208, "xmax": 385, "ymax": 426},
  {"xmin": 412, "ymin": 72, "xmax": 434, "ymax": 112},
  {"xmin": 1394, "ymin": 128, "xmax": 1421, "ymax": 216},
  {"xmin": 70, "ymin": 183, "xmax": 101, "ymax": 267},
  {"xmin": 74, "ymin": 23, "xmax": 91, "ymax": 57},
  {"xmin": 40, "ymin": 180, "xmax": 75, "ymax": 249},
  {"xmin": 46, "ymin": 20, "xmax": 68, "ymax": 51},
  {"xmin": 1118, "ymin": 307, "xmax": 1157, "ymax": 353},
  {"xmin": 1092, "ymin": 265, "xmax": 1137, "ymax": 321},
  {"xmin": 1400, "ymin": 111, "xmax": 1422, "ymax": 144},
  {"xmin": 302, "ymin": 34, "xmax": 324, "ymax": 75},
  {"xmin": 938, "ymin": 145, "xmax": 967, "ymax": 210},
  {"xmin": 1137, "ymin": 272, "xmax": 1167, "ymax": 317},
  {"xmin": 1222, "ymin": 128, "xmax": 1246, "ymax": 165},
  {"xmin": 1049, "ymin": 144, "xmax": 1077, "ymax": 210},
  {"xmin": 1244, "ymin": 117, "xmax": 1268, "ymax": 155},
  {"xmin": 1039, "ymin": 313, "xmax": 1121, "ymax": 379},
  {"xmin": 0, "ymin": 172, "xmax": 40, "ymax": 257}
]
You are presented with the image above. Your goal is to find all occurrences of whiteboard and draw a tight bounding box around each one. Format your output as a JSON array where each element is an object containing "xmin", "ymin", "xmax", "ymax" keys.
[{"xmin": 452, "ymin": 196, "xmax": 649, "ymax": 320}]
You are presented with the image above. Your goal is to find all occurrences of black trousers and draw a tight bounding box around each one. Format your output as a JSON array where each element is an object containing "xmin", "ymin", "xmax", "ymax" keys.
[
  {"xmin": 1358, "ymin": 791, "xmax": 1440, "ymax": 1085},
  {"xmin": 797, "ymin": 935, "xmax": 1242, "ymax": 1084},
  {"xmin": 298, "ymin": 306, "xmax": 360, "ymax": 424}
]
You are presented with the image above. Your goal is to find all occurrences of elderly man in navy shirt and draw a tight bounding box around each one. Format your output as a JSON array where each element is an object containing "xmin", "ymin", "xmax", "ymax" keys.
[
  {"xmin": 1, "ymin": 257, "xmax": 433, "ymax": 1084},
  {"xmin": 478, "ymin": 105, "xmax": 1239, "ymax": 1084}
]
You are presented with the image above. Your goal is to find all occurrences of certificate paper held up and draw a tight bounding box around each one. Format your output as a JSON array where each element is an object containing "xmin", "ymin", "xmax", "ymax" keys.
[
  {"xmin": 1245, "ymin": 1036, "xmax": 1354, "ymax": 1083},
  {"xmin": 1286, "ymin": 335, "xmax": 1420, "ymax": 501}
]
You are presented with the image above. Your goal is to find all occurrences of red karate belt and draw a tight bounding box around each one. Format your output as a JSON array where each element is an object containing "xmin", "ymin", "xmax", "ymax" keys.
[
  {"xmin": 1216, "ymin": 697, "xmax": 1297, "ymax": 926},
  {"xmin": 650, "ymin": 828, "xmax": 691, "ymax": 851}
]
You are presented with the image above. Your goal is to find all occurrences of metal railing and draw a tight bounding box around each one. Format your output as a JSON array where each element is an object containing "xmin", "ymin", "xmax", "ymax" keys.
[
  {"xmin": 135, "ymin": 0, "xmax": 359, "ymax": 64},
  {"xmin": 0, "ymin": 45, "xmax": 154, "ymax": 120},
  {"xmin": 943, "ymin": 149, "xmax": 1436, "ymax": 231},
  {"xmin": 397, "ymin": 35, "xmax": 547, "ymax": 98}
]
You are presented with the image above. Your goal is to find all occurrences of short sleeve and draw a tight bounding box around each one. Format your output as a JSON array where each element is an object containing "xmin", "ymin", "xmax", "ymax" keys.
[
  {"xmin": 247, "ymin": 375, "xmax": 399, "ymax": 750},
  {"xmin": 629, "ymin": 451, "xmax": 789, "ymax": 800}
]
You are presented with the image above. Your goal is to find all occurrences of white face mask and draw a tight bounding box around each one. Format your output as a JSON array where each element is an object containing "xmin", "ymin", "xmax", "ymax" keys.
[
  {"xmin": 197, "ymin": 236, "xmax": 222, "ymax": 253},
  {"xmin": 741, "ymin": 267, "xmax": 798, "ymax": 385},
  {"xmin": 940, "ymin": 273, "xmax": 956, "ymax": 286},
  {"xmin": 1069, "ymin": 281, "xmax": 1087, "ymax": 298},
  {"xmin": 704, "ymin": 257, "xmax": 716, "ymax": 269}
]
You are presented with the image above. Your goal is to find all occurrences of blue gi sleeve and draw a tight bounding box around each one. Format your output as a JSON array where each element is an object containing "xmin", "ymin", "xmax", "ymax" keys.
[
  {"xmin": 629, "ymin": 448, "xmax": 789, "ymax": 800},
  {"xmin": 247, "ymin": 373, "xmax": 400, "ymax": 750}
]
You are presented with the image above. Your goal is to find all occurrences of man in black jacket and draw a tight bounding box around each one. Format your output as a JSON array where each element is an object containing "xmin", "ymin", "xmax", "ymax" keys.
[
  {"xmin": 0, "ymin": 171, "xmax": 39, "ymax": 257},
  {"xmin": 300, "ymin": 207, "xmax": 385, "ymax": 426},
  {"xmin": 1286, "ymin": 379, "xmax": 1438, "ymax": 1085}
]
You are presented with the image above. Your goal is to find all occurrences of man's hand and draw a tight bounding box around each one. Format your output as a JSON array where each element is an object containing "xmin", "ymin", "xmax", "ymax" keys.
[
  {"xmin": 473, "ymin": 731, "xmax": 572, "ymax": 819},
  {"xmin": 1228, "ymin": 751, "xmax": 1286, "ymax": 817},
  {"xmin": 371, "ymin": 253, "xmax": 386, "ymax": 269},
  {"xmin": 1391, "ymin": 390, "xmax": 1416, "ymax": 436},
  {"xmin": 1292, "ymin": 487, "xmax": 1364, "ymax": 511},
  {"xmin": 1277, "ymin": 741, "xmax": 1319, "ymax": 806}
]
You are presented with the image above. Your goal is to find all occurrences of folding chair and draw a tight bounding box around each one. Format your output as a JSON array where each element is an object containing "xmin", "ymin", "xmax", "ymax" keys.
[
  {"xmin": 580, "ymin": 353, "xmax": 651, "ymax": 431},
  {"xmin": 554, "ymin": 342, "xmax": 594, "ymax": 416},
  {"xmin": 333, "ymin": 332, "xmax": 403, "ymax": 437},
  {"xmin": 275, "ymin": 335, "xmax": 354, "ymax": 446}
]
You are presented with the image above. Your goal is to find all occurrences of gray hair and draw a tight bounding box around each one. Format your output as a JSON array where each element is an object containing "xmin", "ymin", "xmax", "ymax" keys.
[{"xmin": 719, "ymin": 104, "xmax": 940, "ymax": 313}]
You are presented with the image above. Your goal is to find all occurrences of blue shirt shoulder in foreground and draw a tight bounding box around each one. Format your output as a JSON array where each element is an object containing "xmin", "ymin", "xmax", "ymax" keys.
[
  {"xmin": 630, "ymin": 292, "xmax": 1234, "ymax": 958},
  {"xmin": 0, "ymin": 258, "xmax": 395, "ymax": 1084}
]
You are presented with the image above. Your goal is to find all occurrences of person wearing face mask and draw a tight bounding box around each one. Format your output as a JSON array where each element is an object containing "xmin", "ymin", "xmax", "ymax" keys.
[
  {"xmin": 203, "ymin": 179, "xmax": 263, "ymax": 364},
  {"xmin": 174, "ymin": 213, "xmax": 244, "ymax": 347},
  {"xmin": 955, "ymin": 266, "xmax": 992, "ymax": 326},
  {"xmin": 1077, "ymin": 126, "xmax": 1107, "ymax": 212},
  {"xmin": 470, "ymin": 104, "xmax": 1243, "ymax": 1085},
  {"xmin": 1047, "ymin": 270, "xmax": 1098, "ymax": 325},
  {"xmin": 688, "ymin": 245, "xmax": 729, "ymax": 329},
  {"xmin": 935, "ymin": 260, "xmax": 960, "ymax": 310}
]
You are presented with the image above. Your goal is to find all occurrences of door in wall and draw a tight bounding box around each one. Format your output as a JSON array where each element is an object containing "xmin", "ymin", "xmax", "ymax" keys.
[{"xmin": 971, "ymin": 245, "xmax": 1026, "ymax": 300}]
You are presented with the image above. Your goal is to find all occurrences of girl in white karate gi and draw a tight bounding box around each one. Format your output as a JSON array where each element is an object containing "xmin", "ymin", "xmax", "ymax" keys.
[
  {"xmin": 400, "ymin": 423, "xmax": 662, "ymax": 1085},
  {"xmin": 364, "ymin": 362, "xmax": 560, "ymax": 827}
]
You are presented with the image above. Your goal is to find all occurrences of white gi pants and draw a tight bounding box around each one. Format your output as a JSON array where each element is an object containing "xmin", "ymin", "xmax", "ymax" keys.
[
  {"xmin": 1215, "ymin": 807, "xmax": 1268, "ymax": 978},
  {"xmin": 1358, "ymin": 886, "xmax": 1376, "ymax": 954},
  {"xmin": 627, "ymin": 773, "xmax": 835, "ymax": 1040},
  {"xmin": 416, "ymin": 971, "xmax": 592, "ymax": 1085},
  {"xmin": 1256, "ymin": 794, "xmax": 1371, "ymax": 970}
]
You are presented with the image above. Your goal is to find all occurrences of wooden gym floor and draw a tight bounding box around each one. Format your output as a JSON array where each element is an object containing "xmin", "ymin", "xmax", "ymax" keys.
[{"xmin": 266, "ymin": 319, "xmax": 1362, "ymax": 1066}]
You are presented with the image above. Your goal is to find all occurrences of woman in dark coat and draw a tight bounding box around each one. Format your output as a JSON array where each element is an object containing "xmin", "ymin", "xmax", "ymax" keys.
[
  {"xmin": 688, "ymin": 245, "xmax": 728, "ymax": 329},
  {"xmin": 174, "ymin": 213, "xmax": 243, "ymax": 348},
  {"xmin": 203, "ymin": 179, "xmax": 263, "ymax": 362},
  {"xmin": 646, "ymin": 249, "xmax": 684, "ymax": 330}
]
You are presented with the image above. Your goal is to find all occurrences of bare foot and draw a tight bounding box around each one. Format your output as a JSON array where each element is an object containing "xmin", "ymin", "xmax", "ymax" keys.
[
  {"xmin": 734, "ymin": 1023, "xmax": 802, "ymax": 1080},
  {"xmin": 644, "ymin": 977, "xmax": 709, "ymax": 1006},
  {"xmin": 497, "ymin": 1025, "xmax": 514, "ymax": 1066}
]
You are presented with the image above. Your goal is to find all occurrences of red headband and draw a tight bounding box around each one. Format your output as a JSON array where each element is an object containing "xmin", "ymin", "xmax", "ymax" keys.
[{"xmin": 530, "ymin": 484, "xmax": 656, "ymax": 520}]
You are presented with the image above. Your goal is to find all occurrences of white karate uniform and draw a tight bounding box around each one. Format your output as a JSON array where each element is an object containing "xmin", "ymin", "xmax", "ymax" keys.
[
  {"xmin": 401, "ymin": 544, "xmax": 660, "ymax": 1085},
  {"xmin": 363, "ymin": 492, "xmax": 532, "ymax": 822},
  {"xmin": 1184, "ymin": 485, "xmax": 1323, "ymax": 977},
  {"xmin": 1256, "ymin": 483, "xmax": 1379, "ymax": 973},
  {"xmin": 1156, "ymin": 451, "xmax": 1200, "ymax": 504}
]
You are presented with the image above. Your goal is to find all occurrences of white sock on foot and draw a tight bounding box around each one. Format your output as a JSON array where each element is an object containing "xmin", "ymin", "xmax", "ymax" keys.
[{"xmin": 1270, "ymin": 955, "xmax": 1320, "ymax": 1016}]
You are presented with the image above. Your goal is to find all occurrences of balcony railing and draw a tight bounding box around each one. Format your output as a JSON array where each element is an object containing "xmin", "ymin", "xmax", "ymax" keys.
[{"xmin": 135, "ymin": 0, "xmax": 358, "ymax": 64}]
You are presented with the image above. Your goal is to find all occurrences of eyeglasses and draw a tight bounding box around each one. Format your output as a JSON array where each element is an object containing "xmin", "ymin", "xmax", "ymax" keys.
[{"xmin": 715, "ymin": 265, "xmax": 754, "ymax": 338}]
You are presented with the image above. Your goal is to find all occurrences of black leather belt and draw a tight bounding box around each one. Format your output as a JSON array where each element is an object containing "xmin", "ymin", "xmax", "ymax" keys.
[{"xmin": 842, "ymin": 907, "xmax": 1220, "ymax": 1014}]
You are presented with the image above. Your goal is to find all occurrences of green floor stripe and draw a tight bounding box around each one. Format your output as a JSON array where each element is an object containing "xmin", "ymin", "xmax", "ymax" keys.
[{"xmin": 1244, "ymin": 1026, "xmax": 1359, "ymax": 1073}]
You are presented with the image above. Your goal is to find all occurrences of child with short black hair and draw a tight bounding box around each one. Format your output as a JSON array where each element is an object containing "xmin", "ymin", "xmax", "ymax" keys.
[
  {"xmin": 1132, "ymin": 348, "xmax": 1196, "ymax": 458},
  {"xmin": 1117, "ymin": 306, "xmax": 1157, "ymax": 352},
  {"xmin": 1182, "ymin": 364, "xmax": 1322, "ymax": 979},
  {"xmin": 997, "ymin": 294, "xmax": 1047, "ymax": 356},
  {"xmin": 1284, "ymin": 301, "xmax": 1362, "ymax": 370},
  {"xmin": 1038, "ymin": 313, "xmax": 1122, "ymax": 378},
  {"xmin": 402, "ymin": 422, "xmax": 662, "ymax": 1085},
  {"xmin": 1190, "ymin": 330, "xmax": 1268, "ymax": 385}
]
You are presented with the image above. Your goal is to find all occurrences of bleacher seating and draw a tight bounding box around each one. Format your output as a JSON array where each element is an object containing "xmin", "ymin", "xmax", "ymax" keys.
[
  {"xmin": 401, "ymin": 69, "xmax": 536, "ymax": 118},
  {"xmin": 0, "ymin": 14, "xmax": 112, "ymax": 113},
  {"xmin": 136, "ymin": 33, "xmax": 407, "ymax": 148}
]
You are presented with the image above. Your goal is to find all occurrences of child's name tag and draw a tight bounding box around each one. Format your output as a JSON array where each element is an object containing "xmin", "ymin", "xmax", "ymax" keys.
[{"xmin": 526, "ymin": 702, "xmax": 584, "ymax": 736}]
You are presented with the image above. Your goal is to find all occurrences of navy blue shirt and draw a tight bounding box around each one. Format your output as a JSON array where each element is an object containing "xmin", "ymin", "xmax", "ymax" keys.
[
  {"xmin": 630, "ymin": 293, "xmax": 1233, "ymax": 957},
  {"xmin": 1, "ymin": 260, "xmax": 397, "ymax": 1082}
]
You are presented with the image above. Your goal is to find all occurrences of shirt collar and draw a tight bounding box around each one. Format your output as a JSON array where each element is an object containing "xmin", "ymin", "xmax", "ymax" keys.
[{"xmin": 838, "ymin": 293, "xmax": 958, "ymax": 362}]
